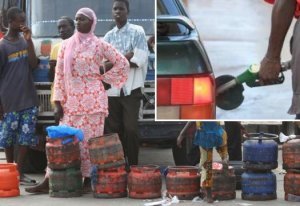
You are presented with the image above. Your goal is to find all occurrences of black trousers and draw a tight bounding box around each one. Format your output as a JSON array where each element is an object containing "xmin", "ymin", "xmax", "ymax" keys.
[
  {"xmin": 224, "ymin": 122, "xmax": 242, "ymax": 161},
  {"xmin": 104, "ymin": 88, "xmax": 142, "ymax": 166}
]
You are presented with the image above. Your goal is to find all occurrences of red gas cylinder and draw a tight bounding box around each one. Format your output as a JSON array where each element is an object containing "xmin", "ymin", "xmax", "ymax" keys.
[
  {"xmin": 128, "ymin": 165, "xmax": 162, "ymax": 199},
  {"xmin": 88, "ymin": 133, "xmax": 125, "ymax": 169},
  {"xmin": 166, "ymin": 166, "xmax": 200, "ymax": 200},
  {"xmin": 91, "ymin": 165, "xmax": 127, "ymax": 198},
  {"xmin": 284, "ymin": 170, "xmax": 300, "ymax": 201},
  {"xmin": 46, "ymin": 136, "xmax": 81, "ymax": 170},
  {"xmin": 49, "ymin": 167, "xmax": 82, "ymax": 198},
  {"xmin": 283, "ymin": 139, "xmax": 300, "ymax": 170},
  {"xmin": 212, "ymin": 163, "xmax": 236, "ymax": 200},
  {"xmin": 0, "ymin": 163, "xmax": 20, "ymax": 197}
]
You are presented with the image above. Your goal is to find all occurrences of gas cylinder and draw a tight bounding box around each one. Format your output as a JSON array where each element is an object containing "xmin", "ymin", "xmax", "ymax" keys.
[
  {"xmin": 282, "ymin": 139, "xmax": 300, "ymax": 170},
  {"xmin": 229, "ymin": 161, "xmax": 244, "ymax": 190},
  {"xmin": 212, "ymin": 163, "xmax": 236, "ymax": 200},
  {"xmin": 243, "ymin": 133, "xmax": 278, "ymax": 171},
  {"xmin": 284, "ymin": 170, "xmax": 300, "ymax": 201},
  {"xmin": 128, "ymin": 165, "xmax": 162, "ymax": 199},
  {"xmin": 242, "ymin": 171, "xmax": 277, "ymax": 201},
  {"xmin": 166, "ymin": 166, "xmax": 200, "ymax": 200},
  {"xmin": 88, "ymin": 133, "xmax": 125, "ymax": 169},
  {"xmin": 91, "ymin": 164, "xmax": 127, "ymax": 198},
  {"xmin": 46, "ymin": 136, "xmax": 81, "ymax": 170},
  {"xmin": 49, "ymin": 167, "xmax": 82, "ymax": 197},
  {"xmin": 0, "ymin": 163, "xmax": 20, "ymax": 197}
]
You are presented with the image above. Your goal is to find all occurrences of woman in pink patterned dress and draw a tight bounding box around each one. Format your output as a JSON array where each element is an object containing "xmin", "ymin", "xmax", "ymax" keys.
[{"xmin": 25, "ymin": 7, "xmax": 129, "ymax": 193}]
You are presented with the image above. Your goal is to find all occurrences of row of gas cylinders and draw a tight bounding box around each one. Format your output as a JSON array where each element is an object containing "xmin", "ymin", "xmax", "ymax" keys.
[
  {"xmin": 88, "ymin": 134, "xmax": 235, "ymax": 199},
  {"xmin": 0, "ymin": 163, "xmax": 233, "ymax": 200},
  {"xmin": 91, "ymin": 164, "xmax": 237, "ymax": 200},
  {"xmin": 44, "ymin": 133, "xmax": 237, "ymax": 200},
  {"xmin": 44, "ymin": 133, "xmax": 127, "ymax": 198},
  {"xmin": 242, "ymin": 135, "xmax": 300, "ymax": 201},
  {"xmin": 2, "ymin": 132, "xmax": 299, "ymax": 200}
]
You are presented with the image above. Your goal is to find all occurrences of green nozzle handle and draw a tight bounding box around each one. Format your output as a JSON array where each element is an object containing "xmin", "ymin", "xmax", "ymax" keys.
[
  {"xmin": 236, "ymin": 64, "xmax": 259, "ymax": 85},
  {"xmin": 236, "ymin": 61, "xmax": 290, "ymax": 87}
]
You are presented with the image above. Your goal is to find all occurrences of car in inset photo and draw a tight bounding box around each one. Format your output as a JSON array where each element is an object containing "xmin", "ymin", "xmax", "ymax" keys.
[{"xmin": 156, "ymin": 0, "xmax": 216, "ymax": 120}]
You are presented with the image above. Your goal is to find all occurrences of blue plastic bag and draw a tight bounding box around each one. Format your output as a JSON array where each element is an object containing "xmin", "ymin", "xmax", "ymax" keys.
[{"xmin": 46, "ymin": 125, "xmax": 84, "ymax": 142}]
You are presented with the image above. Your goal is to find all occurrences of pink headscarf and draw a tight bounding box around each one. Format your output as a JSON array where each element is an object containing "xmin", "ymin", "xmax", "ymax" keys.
[
  {"xmin": 63, "ymin": 8, "xmax": 98, "ymax": 89},
  {"xmin": 74, "ymin": 8, "xmax": 97, "ymax": 44}
]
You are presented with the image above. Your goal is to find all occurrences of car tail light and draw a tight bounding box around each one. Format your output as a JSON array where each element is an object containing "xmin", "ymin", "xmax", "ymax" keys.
[
  {"xmin": 157, "ymin": 78, "xmax": 171, "ymax": 105},
  {"xmin": 157, "ymin": 75, "xmax": 214, "ymax": 105},
  {"xmin": 157, "ymin": 75, "xmax": 215, "ymax": 119},
  {"xmin": 181, "ymin": 105, "xmax": 215, "ymax": 119}
]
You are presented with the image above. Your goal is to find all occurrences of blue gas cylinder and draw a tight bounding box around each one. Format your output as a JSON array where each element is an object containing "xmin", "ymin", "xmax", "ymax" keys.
[
  {"xmin": 243, "ymin": 133, "xmax": 278, "ymax": 171},
  {"xmin": 242, "ymin": 171, "xmax": 277, "ymax": 201}
]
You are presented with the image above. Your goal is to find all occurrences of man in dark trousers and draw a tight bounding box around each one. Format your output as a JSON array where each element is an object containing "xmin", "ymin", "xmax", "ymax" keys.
[
  {"xmin": 0, "ymin": 7, "xmax": 39, "ymax": 185},
  {"xmin": 224, "ymin": 121, "xmax": 246, "ymax": 161},
  {"xmin": 104, "ymin": 0, "xmax": 148, "ymax": 168}
]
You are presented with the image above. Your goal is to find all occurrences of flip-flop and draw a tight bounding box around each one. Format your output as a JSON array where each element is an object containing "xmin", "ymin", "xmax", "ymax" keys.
[{"xmin": 20, "ymin": 175, "xmax": 38, "ymax": 186}]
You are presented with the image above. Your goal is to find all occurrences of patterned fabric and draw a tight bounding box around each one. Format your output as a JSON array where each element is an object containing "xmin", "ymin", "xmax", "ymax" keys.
[
  {"xmin": 53, "ymin": 37, "xmax": 129, "ymax": 117},
  {"xmin": 104, "ymin": 22, "xmax": 149, "ymax": 96},
  {"xmin": 200, "ymin": 147, "xmax": 213, "ymax": 188},
  {"xmin": 199, "ymin": 130, "xmax": 228, "ymax": 188},
  {"xmin": 60, "ymin": 113, "xmax": 105, "ymax": 177},
  {"xmin": 0, "ymin": 106, "xmax": 38, "ymax": 148}
]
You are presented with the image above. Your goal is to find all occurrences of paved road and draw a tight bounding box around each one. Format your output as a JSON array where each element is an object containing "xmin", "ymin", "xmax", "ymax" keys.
[
  {"xmin": 185, "ymin": 0, "xmax": 295, "ymax": 119},
  {"xmin": 0, "ymin": 147, "xmax": 299, "ymax": 206}
]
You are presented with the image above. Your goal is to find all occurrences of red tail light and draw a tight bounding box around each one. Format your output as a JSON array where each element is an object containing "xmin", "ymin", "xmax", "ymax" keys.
[
  {"xmin": 157, "ymin": 78, "xmax": 171, "ymax": 105},
  {"xmin": 157, "ymin": 75, "xmax": 214, "ymax": 106}
]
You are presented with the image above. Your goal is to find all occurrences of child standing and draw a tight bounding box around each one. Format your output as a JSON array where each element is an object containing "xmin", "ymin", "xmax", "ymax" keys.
[{"xmin": 177, "ymin": 121, "xmax": 229, "ymax": 203}]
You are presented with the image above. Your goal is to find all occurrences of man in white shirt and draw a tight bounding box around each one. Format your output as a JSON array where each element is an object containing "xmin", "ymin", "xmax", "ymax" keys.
[{"xmin": 103, "ymin": 0, "xmax": 148, "ymax": 167}]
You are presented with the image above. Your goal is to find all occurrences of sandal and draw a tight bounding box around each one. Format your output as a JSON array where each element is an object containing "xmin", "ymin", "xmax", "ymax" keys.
[{"xmin": 20, "ymin": 175, "xmax": 38, "ymax": 186}]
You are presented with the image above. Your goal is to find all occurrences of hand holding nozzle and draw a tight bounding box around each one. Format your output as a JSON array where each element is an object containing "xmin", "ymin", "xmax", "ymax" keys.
[
  {"xmin": 216, "ymin": 61, "xmax": 291, "ymax": 110},
  {"xmin": 216, "ymin": 61, "xmax": 291, "ymax": 96},
  {"xmin": 245, "ymin": 61, "xmax": 291, "ymax": 87}
]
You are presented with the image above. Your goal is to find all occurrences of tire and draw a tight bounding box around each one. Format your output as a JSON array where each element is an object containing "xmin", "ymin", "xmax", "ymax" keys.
[
  {"xmin": 172, "ymin": 138, "xmax": 200, "ymax": 166},
  {"xmin": 172, "ymin": 139, "xmax": 189, "ymax": 166}
]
